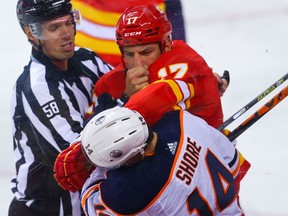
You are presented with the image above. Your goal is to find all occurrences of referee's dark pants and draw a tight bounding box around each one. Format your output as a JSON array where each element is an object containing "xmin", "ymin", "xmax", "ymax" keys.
[{"xmin": 9, "ymin": 198, "xmax": 49, "ymax": 216}]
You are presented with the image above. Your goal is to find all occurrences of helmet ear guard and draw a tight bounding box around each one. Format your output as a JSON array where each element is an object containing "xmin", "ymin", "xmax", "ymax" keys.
[{"xmin": 81, "ymin": 107, "xmax": 151, "ymax": 169}]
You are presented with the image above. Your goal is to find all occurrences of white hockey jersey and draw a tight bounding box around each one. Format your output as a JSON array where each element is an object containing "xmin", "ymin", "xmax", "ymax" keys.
[{"xmin": 81, "ymin": 110, "xmax": 248, "ymax": 215}]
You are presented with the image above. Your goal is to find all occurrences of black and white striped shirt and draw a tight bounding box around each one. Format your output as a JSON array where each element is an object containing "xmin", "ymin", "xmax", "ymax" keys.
[{"xmin": 10, "ymin": 47, "xmax": 112, "ymax": 216}]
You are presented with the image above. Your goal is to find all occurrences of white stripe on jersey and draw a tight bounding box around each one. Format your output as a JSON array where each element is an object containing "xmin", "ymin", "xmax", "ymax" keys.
[
  {"xmin": 30, "ymin": 62, "xmax": 55, "ymax": 105},
  {"xmin": 22, "ymin": 92, "xmax": 62, "ymax": 152},
  {"xmin": 60, "ymin": 82, "xmax": 86, "ymax": 122},
  {"xmin": 13, "ymin": 131, "xmax": 34, "ymax": 197},
  {"xmin": 175, "ymin": 80, "xmax": 193, "ymax": 110},
  {"xmin": 10, "ymin": 47, "xmax": 112, "ymax": 215},
  {"xmin": 80, "ymin": 19, "xmax": 116, "ymax": 40}
]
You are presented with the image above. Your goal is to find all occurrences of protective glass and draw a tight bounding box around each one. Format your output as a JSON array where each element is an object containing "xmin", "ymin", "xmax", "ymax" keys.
[{"xmin": 29, "ymin": 9, "xmax": 82, "ymax": 40}]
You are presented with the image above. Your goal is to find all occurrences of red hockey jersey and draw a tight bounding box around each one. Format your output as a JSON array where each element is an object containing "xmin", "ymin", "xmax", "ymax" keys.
[{"xmin": 90, "ymin": 40, "xmax": 223, "ymax": 128}]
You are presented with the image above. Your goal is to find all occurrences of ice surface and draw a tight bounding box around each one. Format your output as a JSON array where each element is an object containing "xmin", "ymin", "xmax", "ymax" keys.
[{"xmin": 1, "ymin": 0, "xmax": 287, "ymax": 215}]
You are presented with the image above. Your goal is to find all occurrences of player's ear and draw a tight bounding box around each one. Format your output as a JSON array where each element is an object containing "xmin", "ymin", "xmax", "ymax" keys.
[{"xmin": 163, "ymin": 36, "xmax": 172, "ymax": 52}]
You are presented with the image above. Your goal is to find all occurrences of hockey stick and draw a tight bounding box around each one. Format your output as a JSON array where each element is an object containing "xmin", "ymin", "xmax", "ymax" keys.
[
  {"xmin": 217, "ymin": 72, "xmax": 288, "ymax": 131},
  {"xmin": 226, "ymin": 85, "xmax": 288, "ymax": 141}
]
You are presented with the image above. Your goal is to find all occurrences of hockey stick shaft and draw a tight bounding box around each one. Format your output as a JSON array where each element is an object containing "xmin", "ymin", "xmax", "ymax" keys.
[
  {"xmin": 217, "ymin": 72, "xmax": 288, "ymax": 131},
  {"xmin": 227, "ymin": 85, "xmax": 288, "ymax": 141}
]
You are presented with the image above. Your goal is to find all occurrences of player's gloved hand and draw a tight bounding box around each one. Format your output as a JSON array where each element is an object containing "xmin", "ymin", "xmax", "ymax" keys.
[
  {"xmin": 85, "ymin": 92, "xmax": 118, "ymax": 124},
  {"xmin": 214, "ymin": 70, "xmax": 230, "ymax": 97},
  {"xmin": 54, "ymin": 139, "xmax": 95, "ymax": 192},
  {"xmin": 96, "ymin": 92, "xmax": 118, "ymax": 113}
]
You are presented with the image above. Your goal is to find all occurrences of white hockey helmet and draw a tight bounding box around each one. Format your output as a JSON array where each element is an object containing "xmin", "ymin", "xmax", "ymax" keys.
[{"xmin": 81, "ymin": 107, "xmax": 150, "ymax": 169}]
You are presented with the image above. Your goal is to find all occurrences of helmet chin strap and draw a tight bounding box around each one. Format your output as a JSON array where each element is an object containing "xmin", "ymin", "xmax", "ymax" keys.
[
  {"xmin": 119, "ymin": 49, "xmax": 128, "ymax": 73},
  {"xmin": 33, "ymin": 40, "xmax": 59, "ymax": 64},
  {"xmin": 37, "ymin": 41, "xmax": 46, "ymax": 58},
  {"xmin": 158, "ymin": 41, "xmax": 165, "ymax": 53},
  {"xmin": 31, "ymin": 37, "xmax": 46, "ymax": 59}
]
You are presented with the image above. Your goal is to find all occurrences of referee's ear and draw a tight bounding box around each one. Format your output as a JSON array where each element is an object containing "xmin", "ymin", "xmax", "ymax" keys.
[{"xmin": 24, "ymin": 25, "xmax": 39, "ymax": 47}]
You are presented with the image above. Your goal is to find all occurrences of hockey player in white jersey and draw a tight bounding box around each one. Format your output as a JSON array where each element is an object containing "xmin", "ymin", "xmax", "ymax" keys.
[{"xmin": 80, "ymin": 107, "xmax": 249, "ymax": 215}]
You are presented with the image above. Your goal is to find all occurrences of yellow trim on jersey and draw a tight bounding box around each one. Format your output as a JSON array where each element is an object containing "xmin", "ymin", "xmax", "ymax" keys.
[
  {"xmin": 75, "ymin": 32, "xmax": 121, "ymax": 55},
  {"xmin": 72, "ymin": 1, "xmax": 166, "ymax": 26},
  {"xmin": 238, "ymin": 151, "xmax": 247, "ymax": 167},
  {"xmin": 72, "ymin": 1, "xmax": 121, "ymax": 26},
  {"xmin": 152, "ymin": 80, "xmax": 195, "ymax": 110},
  {"xmin": 154, "ymin": 79, "xmax": 182, "ymax": 102},
  {"xmin": 184, "ymin": 82, "xmax": 195, "ymax": 108}
]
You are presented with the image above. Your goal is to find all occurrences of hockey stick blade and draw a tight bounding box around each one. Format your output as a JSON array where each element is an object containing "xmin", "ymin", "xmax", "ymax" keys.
[
  {"xmin": 217, "ymin": 72, "xmax": 288, "ymax": 131},
  {"xmin": 227, "ymin": 85, "xmax": 288, "ymax": 141}
]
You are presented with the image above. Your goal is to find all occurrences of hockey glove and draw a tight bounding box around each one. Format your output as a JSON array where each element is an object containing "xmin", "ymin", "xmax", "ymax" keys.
[
  {"xmin": 85, "ymin": 92, "xmax": 118, "ymax": 124},
  {"xmin": 54, "ymin": 141, "xmax": 95, "ymax": 192}
]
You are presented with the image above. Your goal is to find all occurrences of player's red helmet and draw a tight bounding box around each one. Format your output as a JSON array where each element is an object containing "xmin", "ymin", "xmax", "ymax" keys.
[{"xmin": 116, "ymin": 4, "xmax": 172, "ymax": 48}]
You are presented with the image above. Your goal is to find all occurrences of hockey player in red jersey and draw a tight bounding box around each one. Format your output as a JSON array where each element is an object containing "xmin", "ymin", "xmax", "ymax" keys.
[
  {"xmin": 87, "ymin": 4, "xmax": 224, "ymax": 128},
  {"xmin": 54, "ymin": 4, "xmax": 234, "ymax": 192},
  {"xmin": 80, "ymin": 107, "xmax": 249, "ymax": 215},
  {"xmin": 72, "ymin": 0, "xmax": 186, "ymax": 66}
]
